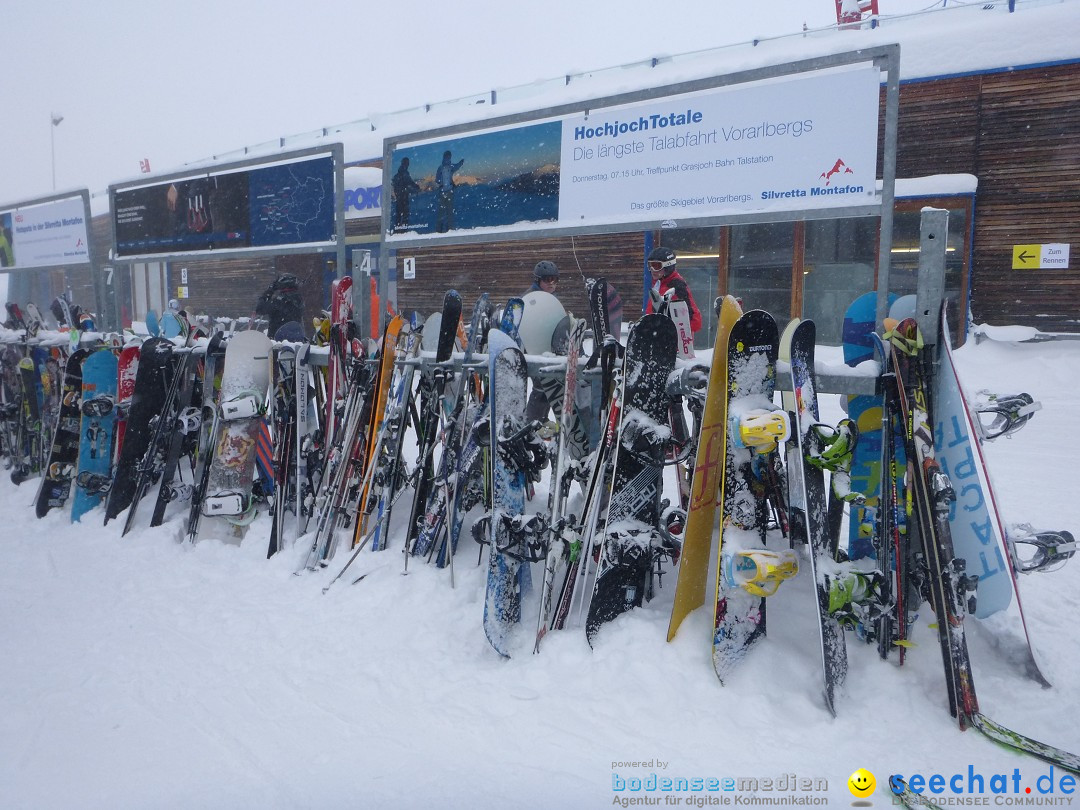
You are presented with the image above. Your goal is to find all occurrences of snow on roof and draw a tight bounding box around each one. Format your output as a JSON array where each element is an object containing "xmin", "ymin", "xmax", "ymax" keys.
[{"xmin": 88, "ymin": 1, "xmax": 1077, "ymax": 216}]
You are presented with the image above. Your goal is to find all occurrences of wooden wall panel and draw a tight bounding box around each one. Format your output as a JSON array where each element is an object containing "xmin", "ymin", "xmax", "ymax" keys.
[
  {"xmin": 970, "ymin": 65, "xmax": 1080, "ymax": 331},
  {"xmin": 396, "ymin": 232, "xmax": 647, "ymax": 321}
]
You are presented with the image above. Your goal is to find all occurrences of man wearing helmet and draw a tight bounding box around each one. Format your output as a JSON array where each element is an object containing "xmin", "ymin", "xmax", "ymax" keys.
[
  {"xmin": 528, "ymin": 260, "xmax": 560, "ymax": 294},
  {"xmin": 646, "ymin": 246, "xmax": 702, "ymax": 333}
]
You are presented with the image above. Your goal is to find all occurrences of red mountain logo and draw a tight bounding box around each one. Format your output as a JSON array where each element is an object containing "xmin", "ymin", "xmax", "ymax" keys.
[{"xmin": 820, "ymin": 158, "xmax": 854, "ymax": 186}]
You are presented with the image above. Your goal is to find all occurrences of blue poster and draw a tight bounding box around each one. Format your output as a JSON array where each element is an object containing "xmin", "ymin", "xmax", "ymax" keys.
[{"xmin": 248, "ymin": 157, "xmax": 336, "ymax": 247}]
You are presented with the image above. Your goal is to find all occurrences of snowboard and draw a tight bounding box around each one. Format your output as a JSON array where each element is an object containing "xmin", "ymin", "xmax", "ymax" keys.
[
  {"xmin": 71, "ymin": 349, "xmax": 119, "ymax": 522},
  {"xmin": 935, "ymin": 307, "xmax": 1048, "ymax": 685},
  {"xmin": 586, "ymin": 314, "xmax": 678, "ymax": 646},
  {"xmin": 843, "ymin": 291, "xmax": 897, "ymax": 559},
  {"xmin": 483, "ymin": 327, "xmax": 532, "ymax": 657},
  {"xmin": 35, "ymin": 348, "xmax": 91, "ymax": 517},
  {"xmin": 147, "ymin": 350, "xmax": 201, "ymax": 529},
  {"xmin": 113, "ymin": 343, "xmax": 140, "ymax": 464},
  {"xmin": 105, "ymin": 337, "xmax": 174, "ymax": 524},
  {"xmin": 12, "ymin": 354, "xmax": 43, "ymax": 484},
  {"xmin": 787, "ymin": 319, "xmax": 848, "ymax": 715},
  {"xmin": 667, "ymin": 295, "xmax": 742, "ymax": 642},
  {"xmin": 198, "ymin": 330, "xmax": 272, "ymax": 541},
  {"xmin": 711, "ymin": 310, "xmax": 780, "ymax": 683}
]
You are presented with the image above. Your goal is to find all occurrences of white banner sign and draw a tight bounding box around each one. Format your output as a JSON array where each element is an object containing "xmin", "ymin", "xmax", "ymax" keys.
[
  {"xmin": 559, "ymin": 67, "xmax": 881, "ymax": 226},
  {"xmin": 1, "ymin": 196, "xmax": 90, "ymax": 269}
]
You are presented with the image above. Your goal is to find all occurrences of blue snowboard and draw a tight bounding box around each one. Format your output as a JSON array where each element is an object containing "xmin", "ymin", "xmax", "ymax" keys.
[
  {"xmin": 72, "ymin": 350, "xmax": 119, "ymax": 522},
  {"xmin": 842, "ymin": 291, "xmax": 897, "ymax": 559}
]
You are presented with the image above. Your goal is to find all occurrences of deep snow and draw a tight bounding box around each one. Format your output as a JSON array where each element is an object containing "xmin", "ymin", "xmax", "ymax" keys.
[{"xmin": 0, "ymin": 332, "xmax": 1078, "ymax": 809}]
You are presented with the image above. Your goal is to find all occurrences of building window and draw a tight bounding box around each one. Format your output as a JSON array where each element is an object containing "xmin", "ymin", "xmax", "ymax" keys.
[
  {"xmin": 653, "ymin": 228, "xmax": 720, "ymax": 348},
  {"xmin": 729, "ymin": 222, "xmax": 794, "ymax": 329},
  {"xmin": 803, "ymin": 216, "xmax": 879, "ymax": 344},
  {"xmin": 890, "ymin": 200, "xmax": 972, "ymax": 344}
]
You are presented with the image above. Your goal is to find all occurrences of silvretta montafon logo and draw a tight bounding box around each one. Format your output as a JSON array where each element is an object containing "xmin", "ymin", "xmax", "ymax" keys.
[{"xmin": 819, "ymin": 158, "xmax": 855, "ymax": 186}]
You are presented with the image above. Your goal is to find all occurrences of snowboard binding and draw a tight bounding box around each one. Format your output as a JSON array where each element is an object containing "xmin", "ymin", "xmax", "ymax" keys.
[
  {"xmin": 730, "ymin": 408, "xmax": 790, "ymax": 453},
  {"xmin": 1008, "ymin": 525, "xmax": 1076, "ymax": 574},
  {"xmin": 202, "ymin": 490, "xmax": 248, "ymax": 517},
  {"xmin": 80, "ymin": 395, "xmax": 115, "ymax": 418},
  {"xmin": 471, "ymin": 511, "xmax": 549, "ymax": 563},
  {"xmin": 722, "ymin": 548, "xmax": 799, "ymax": 597},
  {"xmin": 76, "ymin": 471, "xmax": 112, "ymax": 494},
  {"xmin": 494, "ymin": 418, "xmax": 548, "ymax": 484},
  {"xmin": 974, "ymin": 391, "xmax": 1041, "ymax": 441},
  {"xmin": 221, "ymin": 392, "xmax": 264, "ymax": 421}
]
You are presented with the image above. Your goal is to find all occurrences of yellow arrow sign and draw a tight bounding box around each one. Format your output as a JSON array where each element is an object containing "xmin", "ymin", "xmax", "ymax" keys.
[{"xmin": 1013, "ymin": 244, "xmax": 1040, "ymax": 269}]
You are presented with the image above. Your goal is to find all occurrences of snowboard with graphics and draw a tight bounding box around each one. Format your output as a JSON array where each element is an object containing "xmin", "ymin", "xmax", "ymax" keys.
[
  {"xmin": 711, "ymin": 310, "xmax": 780, "ymax": 683},
  {"xmin": 71, "ymin": 349, "xmax": 119, "ymax": 522},
  {"xmin": 35, "ymin": 348, "xmax": 91, "ymax": 517},
  {"xmin": 105, "ymin": 337, "xmax": 173, "ymax": 523},
  {"xmin": 586, "ymin": 314, "xmax": 678, "ymax": 646},
  {"xmin": 483, "ymin": 327, "xmax": 532, "ymax": 657},
  {"xmin": 197, "ymin": 330, "xmax": 272, "ymax": 541}
]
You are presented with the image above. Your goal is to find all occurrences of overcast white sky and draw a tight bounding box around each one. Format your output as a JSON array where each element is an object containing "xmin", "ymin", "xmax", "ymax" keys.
[{"xmin": 2, "ymin": 0, "xmax": 942, "ymax": 206}]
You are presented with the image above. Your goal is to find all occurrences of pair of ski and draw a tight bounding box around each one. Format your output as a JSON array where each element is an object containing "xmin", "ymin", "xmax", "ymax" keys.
[{"xmin": 881, "ymin": 316, "xmax": 1079, "ymax": 776}]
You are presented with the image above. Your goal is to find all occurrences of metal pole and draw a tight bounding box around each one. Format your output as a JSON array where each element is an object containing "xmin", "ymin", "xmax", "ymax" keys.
[
  {"xmin": 916, "ymin": 208, "xmax": 948, "ymax": 347},
  {"xmin": 50, "ymin": 114, "xmax": 63, "ymax": 191},
  {"xmin": 875, "ymin": 48, "xmax": 901, "ymax": 330}
]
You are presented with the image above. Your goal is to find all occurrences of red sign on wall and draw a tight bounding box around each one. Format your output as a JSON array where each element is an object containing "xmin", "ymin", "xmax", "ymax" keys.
[{"xmin": 835, "ymin": 0, "xmax": 879, "ymax": 28}]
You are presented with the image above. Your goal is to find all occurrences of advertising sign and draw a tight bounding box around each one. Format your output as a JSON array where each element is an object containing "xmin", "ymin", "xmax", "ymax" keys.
[
  {"xmin": 113, "ymin": 154, "xmax": 336, "ymax": 258},
  {"xmin": 385, "ymin": 65, "xmax": 880, "ymax": 243},
  {"xmin": 344, "ymin": 166, "xmax": 382, "ymax": 220},
  {"xmin": 0, "ymin": 195, "xmax": 90, "ymax": 269}
]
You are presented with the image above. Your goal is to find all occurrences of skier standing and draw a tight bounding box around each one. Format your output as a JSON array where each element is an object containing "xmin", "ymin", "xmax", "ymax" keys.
[{"xmin": 646, "ymin": 246, "xmax": 702, "ymax": 334}]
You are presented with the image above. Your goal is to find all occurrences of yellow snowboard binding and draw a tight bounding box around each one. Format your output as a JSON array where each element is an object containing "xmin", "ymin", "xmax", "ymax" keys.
[
  {"xmin": 723, "ymin": 548, "xmax": 800, "ymax": 597},
  {"xmin": 730, "ymin": 408, "xmax": 791, "ymax": 453}
]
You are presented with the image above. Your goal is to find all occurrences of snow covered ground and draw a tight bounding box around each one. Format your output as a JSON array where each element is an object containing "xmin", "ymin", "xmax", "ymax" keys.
[{"xmin": 1, "ymin": 332, "xmax": 1077, "ymax": 809}]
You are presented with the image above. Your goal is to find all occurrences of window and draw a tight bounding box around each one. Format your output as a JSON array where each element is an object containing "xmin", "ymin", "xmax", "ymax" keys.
[
  {"xmin": 803, "ymin": 216, "xmax": 879, "ymax": 344},
  {"xmin": 890, "ymin": 200, "xmax": 971, "ymax": 345},
  {"xmin": 728, "ymin": 222, "xmax": 794, "ymax": 328},
  {"xmin": 655, "ymin": 229, "xmax": 720, "ymax": 348}
]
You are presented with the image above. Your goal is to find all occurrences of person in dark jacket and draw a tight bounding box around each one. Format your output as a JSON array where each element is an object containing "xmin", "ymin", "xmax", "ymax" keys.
[
  {"xmin": 391, "ymin": 157, "xmax": 420, "ymax": 230},
  {"xmin": 645, "ymin": 246, "xmax": 702, "ymax": 333},
  {"xmin": 255, "ymin": 274, "xmax": 303, "ymax": 337}
]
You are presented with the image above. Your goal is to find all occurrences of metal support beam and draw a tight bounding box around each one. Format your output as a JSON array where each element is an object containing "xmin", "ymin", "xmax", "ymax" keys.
[{"xmin": 916, "ymin": 207, "xmax": 949, "ymax": 346}]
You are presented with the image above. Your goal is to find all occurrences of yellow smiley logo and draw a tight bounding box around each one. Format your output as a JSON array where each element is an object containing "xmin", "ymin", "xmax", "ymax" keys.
[{"xmin": 848, "ymin": 768, "xmax": 876, "ymax": 798}]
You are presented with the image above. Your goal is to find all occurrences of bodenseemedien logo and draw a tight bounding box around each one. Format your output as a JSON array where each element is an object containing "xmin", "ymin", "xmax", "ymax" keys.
[{"xmin": 610, "ymin": 771, "xmax": 829, "ymax": 806}]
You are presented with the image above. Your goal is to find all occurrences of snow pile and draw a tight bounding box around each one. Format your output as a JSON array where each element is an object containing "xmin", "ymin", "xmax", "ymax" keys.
[{"xmin": 0, "ymin": 334, "xmax": 1078, "ymax": 809}]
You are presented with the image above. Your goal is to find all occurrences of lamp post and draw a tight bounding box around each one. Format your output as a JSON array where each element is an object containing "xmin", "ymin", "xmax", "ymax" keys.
[{"xmin": 50, "ymin": 113, "xmax": 63, "ymax": 190}]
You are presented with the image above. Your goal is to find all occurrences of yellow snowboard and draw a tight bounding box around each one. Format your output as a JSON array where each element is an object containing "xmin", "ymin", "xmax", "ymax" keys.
[{"xmin": 666, "ymin": 295, "xmax": 743, "ymax": 641}]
